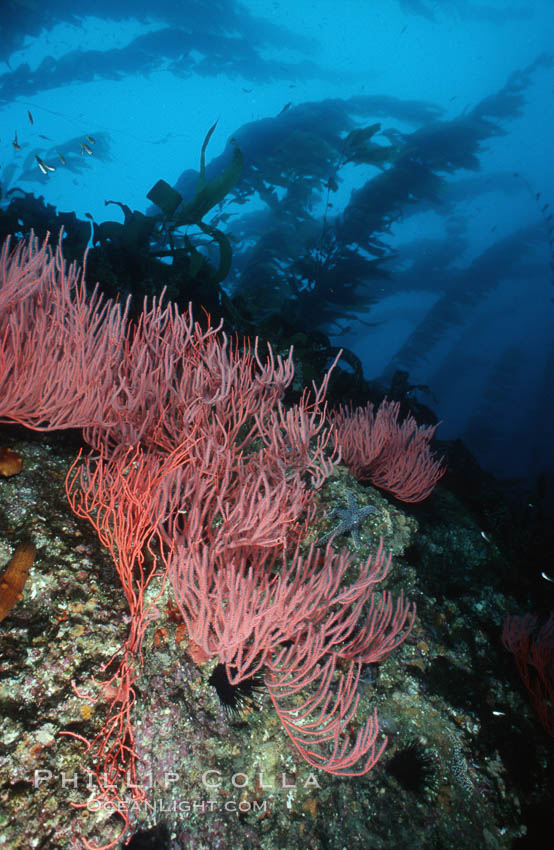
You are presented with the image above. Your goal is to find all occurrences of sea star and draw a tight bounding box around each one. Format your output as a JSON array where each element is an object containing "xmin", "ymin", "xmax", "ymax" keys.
[{"xmin": 317, "ymin": 490, "xmax": 378, "ymax": 547}]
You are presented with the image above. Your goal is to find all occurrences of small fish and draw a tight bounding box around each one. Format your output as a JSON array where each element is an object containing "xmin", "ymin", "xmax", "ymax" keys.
[
  {"xmin": 27, "ymin": 109, "xmax": 33, "ymax": 125},
  {"xmin": 491, "ymin": 710, "xmax": 506, "ymax": 717},
  {"xmin": 86, "ymin": 135, "xmax": 96, "ymax": 144},
  {"xmin": 449, "ymin": 95, "xmax": 457, "ymax": 101},
  {"xmin": 58, "ymin": 152, "xmax": 67, "ymax": 165},
  {"xmin": 241, "ymin": 88, "xmax": 253, "ymax": 93},
  {"xmin": 279, "ymin": 102, "xmax": 292, "ymax": 115},
  {"xmin": 541, "ymin": 571, "xmax": 553, "ymax": 583},
  {"xmin": 400, "ymin": 25, "xmax": 407, "ymax": 34},
  {"xmin": 0, "ymin": 541, "xmax": 36, "ymax": 622},
  {"xmin": 536, "ymin": 192, "xmax": 541, "ymax": 199},
  {"xmin": 38, "ymin": 134, "xmax": 52, "ymax": 140},
  {"xmin": 542, "ymin": 203, "xmax": 549, "ymax": 211},
  {"xmin": 490, "ymin": 225, "xmax": 497, "ymax": 232},
  {"xmin": 80, "ymin": 142, "xmax": 93, "ymax": 155},
  {"xmin": 12, "ymin": 131, "xmax": 21, "ymax": 150},
  {"xmin": 35, "ymin": 155, "xmax": 55, "ymax": 174},
  {"xmin": 480, "ymin": 530, "xmax": 490, "ymax": 542}
]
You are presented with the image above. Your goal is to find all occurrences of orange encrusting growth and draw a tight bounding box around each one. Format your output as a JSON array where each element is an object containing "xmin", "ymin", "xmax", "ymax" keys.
[
  {"xmin": 0, "ymin": 542, "xmax": 36, "ymax": 621},
  {"xmin": 0, "ymin": 447, "xmax": 23, "ymax": 477}
]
